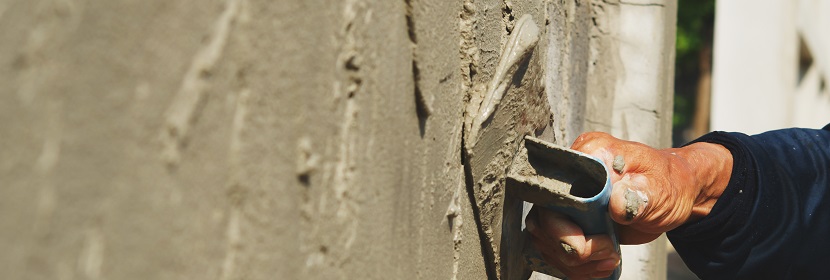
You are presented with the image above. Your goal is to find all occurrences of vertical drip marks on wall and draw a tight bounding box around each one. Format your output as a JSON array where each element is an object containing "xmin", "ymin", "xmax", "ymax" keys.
[
  {"xmin": 219, "ymin": 208, "xmax": 241, "ymax": 280},
  {"xmin": 341, "ymin": 0, "xmax": 362, "ymax": 100},
  {"xmin": 79, "ymin": 227, "xmax": 104, "ymax": 280},
  {"xmin": 405, "ymin": 0, "xmax": 431, "ymax": 138},
  {"xmin": 14, "ymin": 0, "xmax": 82, "ymax": 105},
  {"xmin": 296, "ymin": 0, "xmax": 364, "ymax": 273},
  {"xmin": 161, "ymin": 0, "xmax": 241, "ymax": 168},
  {"xmin": 221, "ymin": 87, "xmax": 251, "ymax": 280},
  {"xmin": 446, "ymin": 178, "xmax": 465, "ymax": 280},
  {"xmin": 329, "ymin": 0, "xmax": 363, "ymax": 260}
]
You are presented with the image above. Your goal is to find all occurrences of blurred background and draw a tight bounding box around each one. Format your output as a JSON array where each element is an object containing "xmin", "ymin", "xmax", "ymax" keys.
[
  {"xmin": 673, "ymin": 0, "xmax": 830, "ymax": 147},
  {"xmin": 670, "ymin": 0, "xmax": 830, "ymax": 278},
  {"xmin": 673, "ymin": 0, "xmax": 715, "ymax": 147}
]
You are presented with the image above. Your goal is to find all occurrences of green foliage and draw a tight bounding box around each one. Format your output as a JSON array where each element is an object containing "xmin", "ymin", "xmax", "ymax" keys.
[
  {"xmin": 675, "ymin": 0, "xmax": 716, "ymax": 75},
  {"xmin": 673, "ymin": 0, "xmax": 716, "ymax": 146}
]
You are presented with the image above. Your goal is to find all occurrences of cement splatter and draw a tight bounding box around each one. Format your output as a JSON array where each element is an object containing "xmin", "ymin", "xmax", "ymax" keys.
[
  {"xmin": 560, "ymin": 241, "xmax": 576, "ymax": 255},
  {"xmin": 296, "ymin": 137, "xmax": 319, "ymax": 186},
  {"xmin": 612, "ymin": 155, "xmax": 625, "ymax": 173},
  {"xmin": 623, "ymin": 188, "xmax": 648, "ymax": 221}
]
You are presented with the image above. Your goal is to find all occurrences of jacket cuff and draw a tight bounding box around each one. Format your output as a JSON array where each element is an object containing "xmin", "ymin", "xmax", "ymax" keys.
[{"xmin": 668, "ymin": 132, "xmax": 758, "ymax": 242}]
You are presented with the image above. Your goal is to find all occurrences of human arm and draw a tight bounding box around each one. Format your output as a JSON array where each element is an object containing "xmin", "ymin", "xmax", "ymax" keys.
[
  {"xmin": 668, "ymin": 125, "xmax": 830, "ymax": 279},
  {"xmin": 528, "ymin": 124, "xmax": 830, "ymax": 279},
  {"xmin": 524, "ymin": 132, "xmax": 733, "ymax": 279}
]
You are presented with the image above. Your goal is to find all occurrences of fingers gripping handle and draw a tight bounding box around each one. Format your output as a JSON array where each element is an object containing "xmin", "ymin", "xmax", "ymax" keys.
[{"xmin": 504, "ymin": 136, "xmax": 620, "ymax": 280}]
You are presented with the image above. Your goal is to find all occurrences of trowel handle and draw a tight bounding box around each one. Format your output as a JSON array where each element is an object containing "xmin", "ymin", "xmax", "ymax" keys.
[
  {"xmin": 539, "ymin": 158, "xmax": 620, "ymax": 280},
  {"xmin": 504, "ymin": 137, "xmax": 621, "ymax": 280},
  {"xmin": 540, "ymin": 172, "xmax": 616, "ymax": 236}
]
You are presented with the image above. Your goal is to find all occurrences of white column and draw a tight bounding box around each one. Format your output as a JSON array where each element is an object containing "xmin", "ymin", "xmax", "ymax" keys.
[
  {"xmin": 612, "ymin": 1, "xmax": 675, "ymax": 279},
  {"xmin": 711, "ymin": 0, "xmax": 797, "ymax": 134}
]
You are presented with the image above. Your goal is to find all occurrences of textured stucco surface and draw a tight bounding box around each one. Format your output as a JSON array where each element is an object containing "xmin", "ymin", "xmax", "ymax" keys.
[{"xmin": 0, "ymin": 0, "xmax": 675, "ymax": 279}]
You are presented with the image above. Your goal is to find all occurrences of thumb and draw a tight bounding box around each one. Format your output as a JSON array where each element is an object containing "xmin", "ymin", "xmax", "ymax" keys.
[{"xmin": 608, "ymin": 176, "xmax": 649, "ymax": 225}]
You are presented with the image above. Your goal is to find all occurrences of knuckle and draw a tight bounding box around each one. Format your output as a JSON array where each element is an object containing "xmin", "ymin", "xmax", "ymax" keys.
[
  {"xmin": 582, "ymin": 132, "xmax": 613, "ymax": 143},
  {"xmin": 572, "ymin": 132, "xmax": 615, "ymax": 152}
]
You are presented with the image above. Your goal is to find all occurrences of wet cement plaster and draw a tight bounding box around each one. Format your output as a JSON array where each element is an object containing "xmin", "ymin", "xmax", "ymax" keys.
[
  {"xmin": 0, "ymin": 0, "xmax": 489, "ymax": 279},
  {"xmin": 0, "ymin": 0, "xmax": 676, "ymax": 279},
  {"xmin": 462, "ymin": 4, "xmax": 550, "ymax": 278}
]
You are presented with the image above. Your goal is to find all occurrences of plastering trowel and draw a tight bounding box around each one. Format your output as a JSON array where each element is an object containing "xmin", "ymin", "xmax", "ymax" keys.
[
  {"xmin": 461, "ymin": 13, "xmax": 620, "ymax": 280},
  {"xmin": 500, "ymin": 136, "xmax": 620, "ymax": 280}
]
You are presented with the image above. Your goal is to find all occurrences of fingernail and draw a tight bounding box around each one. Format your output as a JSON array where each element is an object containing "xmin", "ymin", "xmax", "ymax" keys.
[
  {"xmin": 613, "ymin": 155, "xmax": 625, "ymax": 173},
  {"xmin": 624, "ymin": 188, "xmax": 648, "ymax": 221},
  {"xmin": 558, "ymin": 242, "xmax": 581, "ymax": 266}
]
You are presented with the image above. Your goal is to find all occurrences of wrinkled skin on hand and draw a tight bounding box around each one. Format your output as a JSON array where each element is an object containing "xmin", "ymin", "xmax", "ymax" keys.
[{"xmin": 526, "ymin": 132, "xmax": 732, "ymax": 279}]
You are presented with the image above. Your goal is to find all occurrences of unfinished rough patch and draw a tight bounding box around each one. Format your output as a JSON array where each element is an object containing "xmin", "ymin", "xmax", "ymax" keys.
[{"xmin": 462, "ymin": 14, "xmax": 551, "ymax": 279}]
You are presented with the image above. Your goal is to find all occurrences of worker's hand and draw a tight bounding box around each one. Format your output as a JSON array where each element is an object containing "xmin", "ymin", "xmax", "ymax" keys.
[
  {"xmin": 525, "ymin": 208, "xmax": 621, "ymax": 279},
  {"xmin": 525, "ymin": 132, "xmax": 732, "ymax": 279}
]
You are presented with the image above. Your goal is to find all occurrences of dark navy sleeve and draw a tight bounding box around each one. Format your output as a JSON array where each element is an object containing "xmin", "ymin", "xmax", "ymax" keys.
[{"xmin": 667, "ymin": 124, "xmax": 830, "ymax": 279}]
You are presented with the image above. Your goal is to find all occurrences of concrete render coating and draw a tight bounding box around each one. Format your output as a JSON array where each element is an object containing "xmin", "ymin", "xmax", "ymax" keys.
[{"xmin": 0, "ymin": 0, "xmax": 676, "ymax": 279}]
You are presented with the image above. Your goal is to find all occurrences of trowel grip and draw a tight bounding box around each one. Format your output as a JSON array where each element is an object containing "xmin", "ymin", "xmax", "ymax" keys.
[
  {"xmin": 541, "ymin": 185, "xmax": 614, "ymax": 236},
  {"xmin": 539, "ymin": 162, "xmax": 621, "ymax": 280},
  {"xmin": 505, "ymin": 137, "xmax": 621, "ymax": 280}
]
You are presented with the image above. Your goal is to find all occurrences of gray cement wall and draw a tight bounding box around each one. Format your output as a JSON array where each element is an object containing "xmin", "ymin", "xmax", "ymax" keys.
[{"xmin": 0, "ymin": 0, "xmax": 675, "ymax": 279}]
